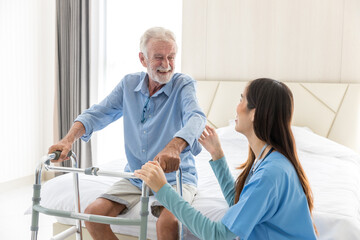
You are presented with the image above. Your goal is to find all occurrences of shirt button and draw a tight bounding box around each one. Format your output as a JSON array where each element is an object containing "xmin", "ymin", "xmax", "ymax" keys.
[
  {"xmin": 143, "ymin": 131, "xmax": 146, "ymax": 134},
  {"xmin": 142, "ymin": 149, "xmax": 145, "ymax": 152}
]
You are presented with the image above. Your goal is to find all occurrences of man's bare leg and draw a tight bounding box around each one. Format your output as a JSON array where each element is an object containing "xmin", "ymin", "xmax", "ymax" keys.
[
  {"xmin": 156, "ymin": 207, "xmax": 179, "ymax": 240},
  {"xmin": 84, "ymin": 198, "xmax": 126, "ymax": 240}
]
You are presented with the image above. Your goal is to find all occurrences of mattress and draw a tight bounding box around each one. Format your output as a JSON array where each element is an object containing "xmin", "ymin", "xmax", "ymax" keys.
[{"xmin": 28, "ymin": 125, "xmax": 360, "ymax": 239}]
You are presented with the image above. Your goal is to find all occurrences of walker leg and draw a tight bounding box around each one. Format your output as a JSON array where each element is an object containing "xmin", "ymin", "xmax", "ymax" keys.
[
  {"xmin": 71, "ymin": 156, "xmax": 83, "ymax": 240},
  {"xmin": 176, "ymin": 169, "xmax": 183, "ymax": 240},
  {"xmin": 31, "ymin": 231, "xmax": 38, "ymax": 240},
  {"xmin": 31, "ymin": 184, "xmax": 41, "ymax": 240},
  {"xmin": 139, "ymin": 184, "xmax": 150, "ymax": 240},
  {"xmin": 73, "ymin": 172, "xmax": 83, "ymax": 240}
]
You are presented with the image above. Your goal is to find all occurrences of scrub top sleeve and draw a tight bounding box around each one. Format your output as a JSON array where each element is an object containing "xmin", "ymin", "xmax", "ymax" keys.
[
  {"xmin": 209, "ymin": 157, "xmax": 236, "ymax": 206},
  {"xmin": 222, "ymin": 172, "xmax": 277, "ymax": 239},
  {"xmin": 156, "ymin": 184, "xmax": 238, "ymax": 240}
]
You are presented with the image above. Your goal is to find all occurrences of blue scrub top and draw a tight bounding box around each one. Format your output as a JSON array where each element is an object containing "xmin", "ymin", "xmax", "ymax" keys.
[{"xmin": 222, "ymin": 151, "xmax": 317, "ymax": 240}]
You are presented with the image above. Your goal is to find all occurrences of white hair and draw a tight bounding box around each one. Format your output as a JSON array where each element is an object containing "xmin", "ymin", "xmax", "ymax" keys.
[{"xmin": 140, "ymin": 27, "xmax": 177, "ymax": 58}]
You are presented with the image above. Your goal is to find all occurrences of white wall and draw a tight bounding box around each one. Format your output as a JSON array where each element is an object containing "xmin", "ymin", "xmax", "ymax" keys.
[
  {"xmin": 182, "ymin": 0, "xmax": 360, "ymax": 83},
  {"xmin": 0, "ymin": 0, "xmax": 55, "ymax": 183},
  {"xmin": 181, "ymin": 0, "xmax": 360, "ymax": 152}
]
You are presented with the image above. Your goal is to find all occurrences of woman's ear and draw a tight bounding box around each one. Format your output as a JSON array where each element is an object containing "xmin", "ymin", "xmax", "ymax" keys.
[{"xmin": 250, "ymin": 108, "xmax": 255, "ymax": 122}]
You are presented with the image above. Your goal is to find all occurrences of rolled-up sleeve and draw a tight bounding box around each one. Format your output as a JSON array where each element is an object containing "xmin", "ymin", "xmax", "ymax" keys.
[
  {"xmin": 174, "ymin": 82, "xmax": 206, "ymax": 155},
  {"xmin": 75, "ymin": 81, "xmax": 124, "ymax": 142}
]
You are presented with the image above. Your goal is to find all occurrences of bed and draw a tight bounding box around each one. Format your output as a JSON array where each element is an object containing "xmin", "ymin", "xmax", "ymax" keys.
[{"xmin": 29, "ymin": 81, "xmax": 360, "ymax": 239}]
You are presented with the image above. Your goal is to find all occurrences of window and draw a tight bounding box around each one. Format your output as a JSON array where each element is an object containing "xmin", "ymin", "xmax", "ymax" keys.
[{"xmin": 95, "ymin": 0, "xmax": 182, "ymax": 165}]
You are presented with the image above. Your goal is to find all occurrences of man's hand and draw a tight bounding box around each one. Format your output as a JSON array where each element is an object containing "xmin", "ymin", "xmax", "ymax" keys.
[
  {"xmin": 153, "ymin": 137, "xmax": 188, "ymax": 173},
  {"xmin": 48, "ymin": 121, "xmax": 85, "ymax": 162},
  {"xmin": 48, "ymin": 139, "xmax": 73, "ymax": 162}
]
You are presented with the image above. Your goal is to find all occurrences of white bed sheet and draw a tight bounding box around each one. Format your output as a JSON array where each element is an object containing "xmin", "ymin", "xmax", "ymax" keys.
[{"xmin": 28, "ymin": 126, "xmax": 360, "ymax": 239}]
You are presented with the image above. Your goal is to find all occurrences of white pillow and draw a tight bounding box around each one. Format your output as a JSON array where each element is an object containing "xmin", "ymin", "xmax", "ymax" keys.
[{"xmin": 291, "ymin": 126, "xmax": 358, "ymax": 158}]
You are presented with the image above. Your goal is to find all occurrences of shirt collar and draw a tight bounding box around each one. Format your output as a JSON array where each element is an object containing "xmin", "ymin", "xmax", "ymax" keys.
[
  {"xmin": 134, "ymin": 72, "xmax": 174, "ymax": 97},
  {"xmin": 158, "ymin": 76, "xmax": 174, "ymax": 97},
  {"xmin": 134, "ymin": 72, "xmax": 149, "ymax": 95}
]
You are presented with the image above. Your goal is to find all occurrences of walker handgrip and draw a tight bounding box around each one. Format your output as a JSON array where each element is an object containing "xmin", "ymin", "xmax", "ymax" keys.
[{"xmin": 52, "ymin": 150, "xmax": 72, "ymax": 160}]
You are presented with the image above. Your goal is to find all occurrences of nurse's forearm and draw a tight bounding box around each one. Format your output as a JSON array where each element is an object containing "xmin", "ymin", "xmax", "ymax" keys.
[
  {"xmin": 210, "ymin": 157, "xmax": 236, "ymax": 206},
  {"xmin": 156, "ymin": 184, "xmax": 237, "ymax": 240}
]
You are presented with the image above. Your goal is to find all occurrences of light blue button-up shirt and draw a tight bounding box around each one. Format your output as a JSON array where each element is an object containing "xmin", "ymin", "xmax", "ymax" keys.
[{"xmin": 75, "ymin": 72, "xmax": 206, "ymax": 188}]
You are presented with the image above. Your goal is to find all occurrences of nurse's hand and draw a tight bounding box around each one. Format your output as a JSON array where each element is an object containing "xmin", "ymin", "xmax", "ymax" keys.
[
  {"xmin": 135, "ymin": 161, "xmax": 167, "ymax": 192},
  {"xmin": 199, "ymin": 125, "xmax": 224, "ymax": 161}
]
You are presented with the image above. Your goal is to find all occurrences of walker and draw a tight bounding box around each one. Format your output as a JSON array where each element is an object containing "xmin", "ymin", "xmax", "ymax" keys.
[{"xmin": 30, "ymin": 151, "xmax": 183, "ymax": 240}]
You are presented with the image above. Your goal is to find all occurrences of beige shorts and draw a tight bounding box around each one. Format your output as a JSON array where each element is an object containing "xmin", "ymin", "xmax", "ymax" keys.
[{"xmin": 100, "ymin": 178, "xmax": 197, "ymax": 217}]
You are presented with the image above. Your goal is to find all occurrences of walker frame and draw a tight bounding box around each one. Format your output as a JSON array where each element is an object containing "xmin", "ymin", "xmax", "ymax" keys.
[{"xmin": 30, "ymin": 151, "xmax": 183, "ymax": 240}]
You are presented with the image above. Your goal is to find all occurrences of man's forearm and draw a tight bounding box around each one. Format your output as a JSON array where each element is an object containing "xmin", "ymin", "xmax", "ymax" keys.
[
  {"xmin": 63, "ymin": 121, "xmax": 86, "ymax": 144},
  {"xmin": 166, "ymin": 137, "xmax": 188, "ymax": 154},
  {"xmin": 48, "ymin": 121, "xmax": 86, "ymax": 161}
]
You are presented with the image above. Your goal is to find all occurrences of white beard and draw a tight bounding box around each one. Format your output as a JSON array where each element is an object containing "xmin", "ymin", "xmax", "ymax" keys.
[{"xmin": 147, "ymin": 66, "xmax": 174, "ymax": 84}]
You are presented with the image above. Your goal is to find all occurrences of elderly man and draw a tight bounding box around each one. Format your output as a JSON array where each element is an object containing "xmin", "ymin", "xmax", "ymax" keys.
[{"xmin": 48, "ymin": 27, "xmax": 206, "ymax": 240}]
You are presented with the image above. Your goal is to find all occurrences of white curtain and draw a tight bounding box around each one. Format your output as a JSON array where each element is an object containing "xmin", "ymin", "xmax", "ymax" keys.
[{"xmin": 0, "ymin": 0, "xmax": 55, "ymax": 183}]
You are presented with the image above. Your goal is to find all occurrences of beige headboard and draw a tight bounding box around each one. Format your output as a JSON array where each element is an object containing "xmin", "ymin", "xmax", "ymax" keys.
[{"xmin": 196, "ymin": 81, "xmax": 360, "ymax": 154}]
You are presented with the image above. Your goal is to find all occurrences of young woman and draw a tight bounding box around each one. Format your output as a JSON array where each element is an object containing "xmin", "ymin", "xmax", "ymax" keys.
[{"xmin": 135, "ymin": 78, "xmax": 317, "ymax": 240}]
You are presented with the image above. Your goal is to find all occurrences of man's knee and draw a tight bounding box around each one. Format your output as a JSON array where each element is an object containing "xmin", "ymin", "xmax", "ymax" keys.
[
  {"xmin": 84, "ymin": 198, "xmax": 125, "ymax": 217},
  {"xmin": 84, "ymin": 198, "xmax": 106, "ymax": 215},
  {"xmin": 157, "ymin": 208, "xmax": 178, "ymax": 230},
  {"xmin": 84, "ymin": 199, "xmax": 124, "ymax": 240}
]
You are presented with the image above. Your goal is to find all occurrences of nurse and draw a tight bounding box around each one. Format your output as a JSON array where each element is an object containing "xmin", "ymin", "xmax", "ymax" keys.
[{"xmin": 135, "ymin": 78, "xmax": 318, "ymax": 240}]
